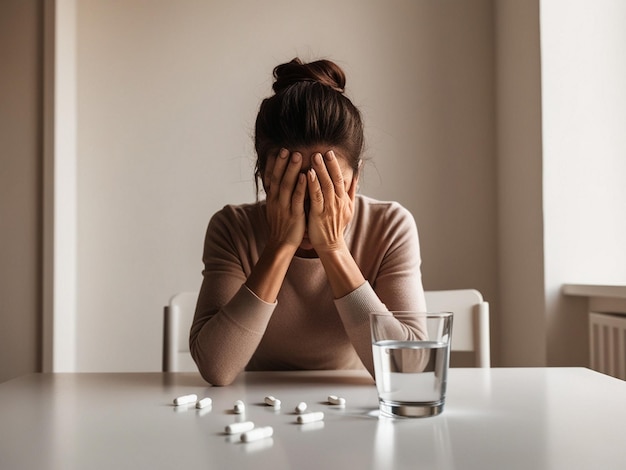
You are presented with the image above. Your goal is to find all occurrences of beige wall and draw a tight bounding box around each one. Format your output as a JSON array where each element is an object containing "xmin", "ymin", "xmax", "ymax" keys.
[
  {"xmin": 73, "ymin": 0, "xmax": 499, "ymax": 371},
  {"xmin": 495, "ymin": 1, "xmax": 546, "ymax": 365},
  {"xmin": 0, "ymin": 0, "xmax": 42, "ymax": 382}
]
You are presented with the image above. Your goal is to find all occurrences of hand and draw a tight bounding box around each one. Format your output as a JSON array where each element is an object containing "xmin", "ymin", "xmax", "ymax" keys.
[
  {"xmin": 264, "ymin": 149, "xmax": 307, "ymax": 250},
  {"xmin": 306, "ymin": 150, "xmax": 358, "ymax": 253}
]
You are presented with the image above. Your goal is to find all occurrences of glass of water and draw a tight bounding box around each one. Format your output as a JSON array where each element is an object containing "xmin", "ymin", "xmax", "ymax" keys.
[{"xmin": 370, "ymin": 312, "xmax": 453, "ymax": 418}]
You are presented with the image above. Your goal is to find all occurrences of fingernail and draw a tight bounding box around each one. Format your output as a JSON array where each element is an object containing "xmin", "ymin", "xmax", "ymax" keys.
[
  {"xmin": 279, "ymin": 148, "xmax": 288, "ymax": 158},
  {"xmin": 292, "ymin": 152, "xmax": 302, "ymax": 163},
  {"xmin": 309, "ymin": 168, "xmax": 316, "ymax": 182},
  {"xmin": 314, "ymin": 153, "xmax": 323, "ymax": 165},
  {"xmin": 325, "ymin": 150, "xmax": 335, "ymax": 161}
]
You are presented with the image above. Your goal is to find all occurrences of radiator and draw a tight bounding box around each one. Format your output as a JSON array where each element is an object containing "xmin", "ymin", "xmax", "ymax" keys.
[{"xmin": 589, "ymin": 312, "xmax": 626, "ymax": 380}]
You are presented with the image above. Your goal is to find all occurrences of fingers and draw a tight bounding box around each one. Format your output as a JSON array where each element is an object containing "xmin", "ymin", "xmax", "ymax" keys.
[
  {"xmin": 264, "ymin": 149, "xmax": 306, "ymax": 249},
  {"xmin": 307, "ymin": 166, "xmax": 323, "ymax": 211},
  {"xmin": 267, "ymin": 149, "xmax": 303, "ymax": 200},
  {"xmin": 307, "ymin": 151, "xmax": 346, "ymax": 211},
  {"xmin": 267, "ymin": 148, "xmax": 289, "ymax": 198},
  {"xmin": 278, "ymin": 151, "xmax": 304, "ymax": 207},
  {"xmin": 267, "ymin": 149, "xmax": 352, "ymax": 215},
  {"xmin": 292, "ymin": 173, "xmax": 307, "ymax": 214},
  {"xmin": 325, "ymin": 151, "xmax": 346, "ymax": 197}
]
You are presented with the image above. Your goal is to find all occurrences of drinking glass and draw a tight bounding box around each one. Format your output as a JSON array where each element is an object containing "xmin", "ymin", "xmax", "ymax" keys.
[{"xmin": 370, "ymin": 312, "xmax": 453, "ymax": 418}]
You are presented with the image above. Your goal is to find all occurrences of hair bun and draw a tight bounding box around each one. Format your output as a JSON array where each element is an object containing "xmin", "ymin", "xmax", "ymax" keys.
[{"xmin": 272, "ymin": 58, "xmax": 346, "ymax": 94}]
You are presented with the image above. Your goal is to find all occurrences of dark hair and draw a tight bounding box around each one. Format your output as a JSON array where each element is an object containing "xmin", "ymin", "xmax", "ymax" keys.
[{"xmin": 254, "ymin": 58, "xmax": 364, "ymax": 194}]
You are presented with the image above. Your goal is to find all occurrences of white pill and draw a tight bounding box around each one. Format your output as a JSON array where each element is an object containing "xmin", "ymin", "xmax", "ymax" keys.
[
  {"xmin": 233, "ymin": 400, "xmax": 245, "ymax": 414},
  {"xmin": 196, "ymin": 397, "xmax": 212, "ymax": 409},
  {"xmin": 225, "ymin": 421, "xmax": 255, "ymax": 434},
  {"xmin": 240, "ymin": 426, "xmax": 273, "ymax": 443},
  {"xmin": 264, "ymin": 395, "xmax": 281, "ymax": 408},
  {"xmin": 328, "ymin": 395, "xmax": 346, "ymax": 406},
  {"xmin": 295, "ymin": 402, "xmax": 307, "ymax": 414},
  {"xmin": 173, "ymin": 394, "xmax": 198, "ymax": 406},
  {"xmin": 296, "ymin": 411, "xmax": 324, "ymax": 424}
]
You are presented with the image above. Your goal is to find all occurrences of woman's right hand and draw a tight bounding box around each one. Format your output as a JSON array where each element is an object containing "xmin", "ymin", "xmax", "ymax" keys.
[
  {"xmin": 263, "ymin": 148, "xmax": 307, "ymax": 251},
  {"xmin": 245, "ymin": 149, "xmax": 306, "ymax": 303}
]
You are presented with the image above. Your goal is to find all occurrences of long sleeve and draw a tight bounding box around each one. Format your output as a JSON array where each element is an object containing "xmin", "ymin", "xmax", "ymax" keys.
[
  {"xmin": 190, "ymin": 284, "xmax": 276, "ymax": 385},
  {"xmin": 189, "ymin": 204, "xmax": 276, "ymax": 385},
  {"xmin": 334, "ymin": 197, "xmax": 427, "ymax": 376},
  {"xmin": 333, "ymin": 282, "xmax": 386, "ymax": 373}
]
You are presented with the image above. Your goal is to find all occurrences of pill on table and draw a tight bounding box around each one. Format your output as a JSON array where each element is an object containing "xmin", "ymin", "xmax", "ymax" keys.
[
  {"xmin": 264, "ymin": 395, "xmax": 281, "ymax": 408},
  {"xmin": 296, "ymin": 411, "xmax": 324, "ymax": 424},
  {"xmin": 173, "ymin": 394, "xmax": 198, "ymax": 406},
  {"xmin": 327, "ymin": 395, "xmax": 346, "ymax": 406},
  {"xmin": 295, "ymin": 402, "xmax": 307, "ymax": 414},
  {"xmin": 240, "ymin": 426, "xmax": 274, "ymax": 443},
  {"xmin": 225, "ymin": 421, "xmax": 255, "ymax": 434},
  {"xmin": 234, "ymin": 400, "xmax": 245, "ymax": 414},
  {"xmin": 196, "ymin": 397, "xmax": 212, "ymax": 409}
]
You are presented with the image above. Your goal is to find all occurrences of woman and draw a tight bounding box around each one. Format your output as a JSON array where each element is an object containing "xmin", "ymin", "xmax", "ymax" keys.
[{"xmin": 190, "ymin": 58, "xmax": 426, "ymax": 385}]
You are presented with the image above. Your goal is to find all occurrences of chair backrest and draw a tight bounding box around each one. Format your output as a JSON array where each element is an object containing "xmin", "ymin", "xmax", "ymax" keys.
[
  {"xmin": 163, "ymin": 292, "xmax": 199, "ymax": 372},
  {"xmin": 424, "ymin": 289, "xmax": 490, "ymax": 367}
]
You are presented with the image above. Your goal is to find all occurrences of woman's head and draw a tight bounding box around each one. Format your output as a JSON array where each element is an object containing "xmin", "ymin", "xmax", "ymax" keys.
[{"xmin": 254, "ymin": 58, "xmax": 364, "ymax": 194}]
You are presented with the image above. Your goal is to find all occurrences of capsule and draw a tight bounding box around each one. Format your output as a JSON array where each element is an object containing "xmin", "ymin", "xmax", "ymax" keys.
[
  {"xmin": 233, "ymin": 400, "xmax": 245, "ymax": 414},
  {"xmin": 328, "ymin": 395, "xmax": 346, "ymax": 406},
  {"xmin": 225, "ymin": 421, "xmax": 255, "ymax": 435},
  {"xmin": 240, "ymin": 426, "xmax": 273, "ymax": 443},
  {"xmin": 173, "ymin": 394, "xmax": 198, "ymax": 406},
  {"xmin": 196, "ymin": 397, "xmax": 212, "ymax": 409},
  {"xmin": 264, "ymin": 395, "xmax": 281, "ymax": 409},
  {"xmin": 295, "ymin": 402, "xmax": 307, "ymax": 414},
  {"xmin": 296, "ymin": 411, "xmax": 324, "ymax": 424}
]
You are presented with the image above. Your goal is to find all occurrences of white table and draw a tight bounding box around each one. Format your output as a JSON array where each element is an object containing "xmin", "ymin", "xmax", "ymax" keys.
[{"xmin": 1, "ymin": 368, "xmax": 625, "ymax": 469}]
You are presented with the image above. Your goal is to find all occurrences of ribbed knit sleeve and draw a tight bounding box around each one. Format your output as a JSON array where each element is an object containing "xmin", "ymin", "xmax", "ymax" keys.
[
  {"xmin": 334, "ymin": 281, "xmax": 387, "ymax": 374},
  {"xmin": 335, "ymin": 281, "xmax": 387, "ymax": 327},
  {"xmin": 189, "ymin": 203, "xmax": 278, "ymax": 386},
  {"xmin": 190, "ymin": 283, "xmax": 276, "ymax": 386}
]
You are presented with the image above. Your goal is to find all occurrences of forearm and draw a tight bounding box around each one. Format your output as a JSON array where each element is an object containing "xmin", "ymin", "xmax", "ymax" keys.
[
  {"xmin": 317, "ymin": 244, "xmax": 365, "ymax": 299},
  {"xmin": 245, "ymin": 241, "xmax": 297, "ymax": 303},
  {"xmin": 334, "ymin": 282, "xmax": 387, "ymax": 376},
  {"xmin": 333, "ymin": 277, "xmax": 427, "ymax": 377},
  {"xmin": 191, "ymin": 241, "xmax": 295, "ymax": 384}
]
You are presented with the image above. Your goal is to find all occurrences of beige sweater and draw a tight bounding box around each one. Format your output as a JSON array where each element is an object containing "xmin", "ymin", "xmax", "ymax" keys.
[{"xmin": 189, "ymin": 194, "xmax": 426, "ymax": 385}]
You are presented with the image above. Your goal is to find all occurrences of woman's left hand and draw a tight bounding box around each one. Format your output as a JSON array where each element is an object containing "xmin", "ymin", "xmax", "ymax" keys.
[{"xmin": 306, "ymin": 150, "xmax": 358, "ymax": 254}]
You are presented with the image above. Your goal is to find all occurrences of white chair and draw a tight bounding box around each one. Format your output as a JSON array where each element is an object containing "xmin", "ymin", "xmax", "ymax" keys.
[
  {"xmin": 424, "ymin": 289, "xmax": 490, "ymax": 367},
  {"xmin": 163, "ymin": 292, "xmax": 199, "ymax": 372}
]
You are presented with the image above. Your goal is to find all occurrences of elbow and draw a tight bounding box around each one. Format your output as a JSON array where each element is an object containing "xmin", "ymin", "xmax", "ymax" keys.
[
  {"xmin": 199, "ymin": 368, "xmax": 238, "ymax": 387},
  {"xmin": 190, "ymin": 343, "xmax": 239, "ymax": 386}
]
